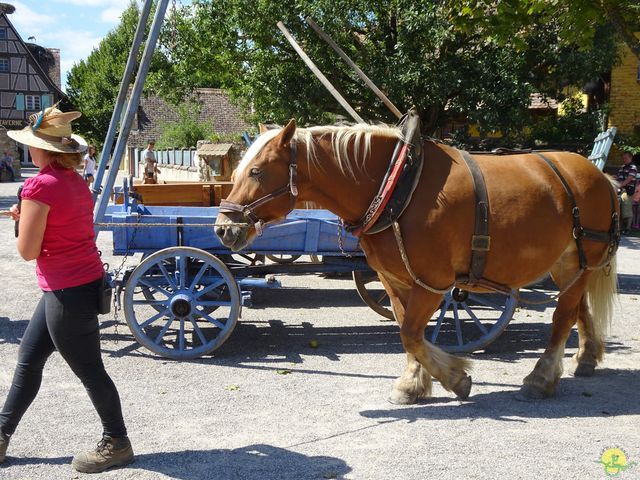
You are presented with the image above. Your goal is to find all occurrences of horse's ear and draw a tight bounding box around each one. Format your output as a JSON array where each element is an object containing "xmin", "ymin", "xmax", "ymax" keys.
[
  {"xmin": 258, "ymin": 123, "xmax": 268, "ymax": 134},
  {"xmin": 277, "ymin": 119, "xmax": 297, "ymax": 148}
]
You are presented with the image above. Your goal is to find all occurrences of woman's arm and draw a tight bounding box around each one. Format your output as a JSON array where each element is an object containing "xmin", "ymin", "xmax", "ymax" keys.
[{"xmin": 17, "ymin": 199, "xmax": 49, "ymax": 261}]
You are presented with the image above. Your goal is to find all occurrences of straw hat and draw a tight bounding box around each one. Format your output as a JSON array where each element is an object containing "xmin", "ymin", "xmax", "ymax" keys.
[{"xmin": 7, "ymin": 105, "xmax": 88, "ymax": 153}]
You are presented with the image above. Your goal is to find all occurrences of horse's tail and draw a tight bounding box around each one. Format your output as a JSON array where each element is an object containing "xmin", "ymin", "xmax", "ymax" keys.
[{"xmin": 586, "ymin": 254, "xmax": 618, "ymax": 349}]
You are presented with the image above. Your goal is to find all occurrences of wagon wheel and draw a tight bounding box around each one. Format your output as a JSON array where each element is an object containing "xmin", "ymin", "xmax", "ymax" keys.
[
  {"xmin": 123, "ymin": 247, "xmax": 241, "ymax": 360},
  {"xmin": 352, "ymin": 271, "xmax": 394, "ymax": 320},
  {"xmin": 352, "ymin": 272, "xmax": 518, "ymax": 353},
  {"xmin": 428, "ymin": 287, "xmax": 518, "ymax": 353},
  {"xmin": 266, "ymin": 254, "xmax": 302, "ymax": 264},
  {"xmin": 217, "ymin": 253, "xmax": 266, "ymax": 266}
]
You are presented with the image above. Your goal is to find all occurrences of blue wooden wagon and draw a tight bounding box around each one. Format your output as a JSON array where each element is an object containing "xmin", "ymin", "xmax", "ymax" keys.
[{"xmin": 98, "ymin": 184, "xmax": 518, "ymax": 360}]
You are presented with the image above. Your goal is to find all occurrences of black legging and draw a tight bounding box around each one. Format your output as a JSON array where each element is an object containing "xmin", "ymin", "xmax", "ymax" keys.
[{"xmin": 0, "ymin": 278, "xmax": 127, "ymax": 438}]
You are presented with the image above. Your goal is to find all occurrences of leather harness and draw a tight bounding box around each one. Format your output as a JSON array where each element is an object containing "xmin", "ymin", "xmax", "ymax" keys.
[
  {"xmin": 218, "ymin": 142, "xmax": 299, "ymax": 236},
  {"xmin": 344, "ymin": 111, "xmax": 619, "ymax": 294},
  {"xmin": 218, "ymin": 112, "xmax": 620, "ymax": 295},
  {"xmin": 344, "ymin": 107, "xmax": 424, "ymax": 236}
]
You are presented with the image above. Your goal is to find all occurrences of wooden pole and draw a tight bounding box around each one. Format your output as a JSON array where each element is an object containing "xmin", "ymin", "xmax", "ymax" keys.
[
  {"xmin": 276, "ymin": 21, "xmax": 365, "ymax": 124},
  {"xmin": 305, "ymin": 17, "xmax": 402, "ymax": 119}
]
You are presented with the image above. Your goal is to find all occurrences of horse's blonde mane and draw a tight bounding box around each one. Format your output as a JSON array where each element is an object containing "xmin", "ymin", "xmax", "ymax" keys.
[
  {"xmin": 236, "ymin": 123, "xmax": 402, "ymax": 181},
  {"xmin": 295, "ymin": 124, "xmax": 402, "ymax": 179}
]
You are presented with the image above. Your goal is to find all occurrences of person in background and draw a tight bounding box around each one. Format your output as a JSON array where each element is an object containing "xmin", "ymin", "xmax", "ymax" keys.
[
  {"xmin": 141, "ymin": 140, "xmax": 160, "ymax": 184},
  {"xmin": 82, "ymin": 144, "xmax": 97, "ymax": 188},
  {"xmin": 0, "ymin": 149, "xmax": 15, "ymax": 182},
  {"xmin": 632, "ymin": 153, "xmax": 640, "ymax": 230},
  {"xmin": 616, "ymin": 151, "xmax": 637, "ymax": 234},
  {"xmin": 0, "ymin": 106, "xmax": 134, "ymax": 474}
]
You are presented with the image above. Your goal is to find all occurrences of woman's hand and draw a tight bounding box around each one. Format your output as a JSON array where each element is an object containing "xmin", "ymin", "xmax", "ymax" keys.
[{"xmin": 9, "ymin": 203, "xmax": 20, "ymax": 221}]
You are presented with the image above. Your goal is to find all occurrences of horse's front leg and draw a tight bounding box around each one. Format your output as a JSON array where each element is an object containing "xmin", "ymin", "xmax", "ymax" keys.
[
  {"xmin": 389, "ymin": 351, "xmax": 434, "ymax": 405},
  {"xmin": 378, "ymin": 274, "xmax": 433, "ymax": 404},
  {"xmin": 391, "ymin": 284, "xmax": 472, "ymax": 404}
]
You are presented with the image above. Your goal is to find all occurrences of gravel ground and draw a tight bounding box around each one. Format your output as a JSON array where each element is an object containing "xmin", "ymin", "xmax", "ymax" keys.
[{"xmin": 1, "ymin": 171, "xmax": 639, "ymax": 480}]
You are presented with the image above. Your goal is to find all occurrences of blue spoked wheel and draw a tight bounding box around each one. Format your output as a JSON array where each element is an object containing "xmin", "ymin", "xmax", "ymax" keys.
[
  {"xmin": 427, "ymin": 287, "xmax": 518, "ymax": 353},
  {"xmin": 123, "ymin": 247, "xmax": 240, "ymax": 360},
  {"xmin": 352, "ymin": 272, "xmax": 518, "ymax": 353}
]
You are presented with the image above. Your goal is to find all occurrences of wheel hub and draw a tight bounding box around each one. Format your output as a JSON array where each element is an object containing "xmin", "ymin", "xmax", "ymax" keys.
[
  {"xmin": 452, "ymin": 288, "xmax": 469, "ymax": 302},
  {"xmin": 170, "ymin": 293, "xmax": 192, "ymax": 318}
]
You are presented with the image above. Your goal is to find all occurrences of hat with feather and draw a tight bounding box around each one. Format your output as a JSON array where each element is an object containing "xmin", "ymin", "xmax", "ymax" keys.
[{"xmin": 7, "ymin": 104, "xmax": 88, "ymax": 153}]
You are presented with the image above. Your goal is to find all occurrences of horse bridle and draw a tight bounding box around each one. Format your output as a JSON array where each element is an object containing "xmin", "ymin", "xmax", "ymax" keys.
[{"xmin": 218, "ymin": 142, "xmax": 298, "ymax": 236}]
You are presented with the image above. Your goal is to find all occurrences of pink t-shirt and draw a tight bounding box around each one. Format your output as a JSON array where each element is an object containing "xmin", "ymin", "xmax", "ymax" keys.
[{"xmin": 21, "ymin": 164, "xmax": 104, "ymax": 291}]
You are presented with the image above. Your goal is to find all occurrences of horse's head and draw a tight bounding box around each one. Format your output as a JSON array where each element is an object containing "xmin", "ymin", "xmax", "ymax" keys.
[{"xmin": 215, "ymin": 119, "xmax": 298, "ymax": 251}]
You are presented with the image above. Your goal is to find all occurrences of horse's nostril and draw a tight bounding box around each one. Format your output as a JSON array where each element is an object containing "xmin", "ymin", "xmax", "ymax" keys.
[{"xmin": 215, "ymin": 226, "xmax": 225, "ymax": 238}]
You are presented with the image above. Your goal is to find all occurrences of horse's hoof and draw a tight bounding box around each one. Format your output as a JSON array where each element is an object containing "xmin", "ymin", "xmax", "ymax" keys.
[
  {"xmin": 388, "ymin": 389, "xmax": 417, "ymax": 405},
  {"xmin": 452, "ymin": 375, "xmax": 472, "ymax": 400},
  {"xmin": 515, "ymin": 384, "xmax": 551, "ymax": 402},
  {"xmin": 574, "ymin": 363, "xmax": 596, "ymax": 377}
]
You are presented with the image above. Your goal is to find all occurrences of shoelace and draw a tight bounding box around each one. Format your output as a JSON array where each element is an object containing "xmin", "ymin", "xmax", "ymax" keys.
[{"xmin": 95, "ymin": 438, "xmax": 113, "ymax": 456}]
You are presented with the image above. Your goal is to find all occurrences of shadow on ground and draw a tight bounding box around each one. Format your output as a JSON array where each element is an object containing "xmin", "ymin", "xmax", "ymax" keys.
[
  {"xmin": 3, "ymin": 444, "xmax": 351, "ymax": 480},
  {"xmin": 360, "ymin": 368, "xmax": 640, "ymax": 422}
]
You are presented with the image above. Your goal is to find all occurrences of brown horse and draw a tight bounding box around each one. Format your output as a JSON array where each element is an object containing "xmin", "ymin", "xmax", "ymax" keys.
[{"xmin": 215, "ymin": 120, "xmax": 619, "ymax": 402}]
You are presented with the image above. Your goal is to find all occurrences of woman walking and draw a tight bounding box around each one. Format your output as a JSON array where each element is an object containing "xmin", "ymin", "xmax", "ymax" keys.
[{"xmin": 0, "ymin": 106, "xmax": 134, "ymax": 473}]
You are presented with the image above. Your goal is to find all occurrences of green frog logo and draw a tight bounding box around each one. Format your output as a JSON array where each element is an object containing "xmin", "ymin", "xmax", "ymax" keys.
[{"xmin": 597, "ymin": 448, "xmax": 637, "ymax": 477}]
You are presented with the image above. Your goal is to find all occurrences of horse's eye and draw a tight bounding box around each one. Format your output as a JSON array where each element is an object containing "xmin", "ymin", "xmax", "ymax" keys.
[{"xmin": 249, "ymin": 167, "xmax": 261, "ymax": 177}]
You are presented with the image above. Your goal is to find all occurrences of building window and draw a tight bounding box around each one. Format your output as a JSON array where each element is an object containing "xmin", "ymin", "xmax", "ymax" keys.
[
  {"xmin": 0, "ymin": 29, "xmax": 6, "ymax": 40},
  {"xmin": 25, "ymin": 95, "xmax": 41, "ymax": 111},
  {"xmin": 0, "ymin": 58, "xmax": 8, "ymax": 72}
]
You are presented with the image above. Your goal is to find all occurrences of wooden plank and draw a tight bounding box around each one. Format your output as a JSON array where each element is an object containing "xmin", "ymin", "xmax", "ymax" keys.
[
  {"xmin": 121, "ymin": 182, "xmax": 235, "ymax": 207},
  {"xmin": 276, "ymin": 21, "xmax": 365, "ymax": 124},
  {"xmin": 202, "ymin": 185, "xmax": 212, "ymax": 207},
  {"xmin": 213, "ymin": 184, "xmax": 223, "ymax": 205},
  {"xmin": 305, "ymin": 16, "xmax": 402, "ymax": 119}
]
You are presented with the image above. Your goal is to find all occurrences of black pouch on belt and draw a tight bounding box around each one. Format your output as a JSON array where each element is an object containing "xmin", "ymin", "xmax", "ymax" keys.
[
  {"xmin": 97, "ymin": 274, "xmax": 113, "ymax": 315},
  {"xmin": 14, "ymin": 185, "xmax": 23, "ymax": 238}
]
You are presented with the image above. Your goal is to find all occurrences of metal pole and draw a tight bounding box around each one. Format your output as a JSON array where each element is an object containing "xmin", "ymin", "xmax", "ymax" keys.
[
  {"xmin": 305, "ymin": 16, "xmax": 402, "ymax": 119},
  {"xmin": 276, "ymin": 21, "xmax": 365, "ymax": 124},
  {"xmin": 92, "ymin": 0, "xmax": 153, "ymax": 203},
  {"xmin": 94, "ymin": 0, "xmax": 170, "ymax": 231}
]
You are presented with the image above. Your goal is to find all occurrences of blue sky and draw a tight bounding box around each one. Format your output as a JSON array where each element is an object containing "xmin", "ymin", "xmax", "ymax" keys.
[{"xmin": 7, "ymin": 0, "xmax": 137, "ymax": 90}]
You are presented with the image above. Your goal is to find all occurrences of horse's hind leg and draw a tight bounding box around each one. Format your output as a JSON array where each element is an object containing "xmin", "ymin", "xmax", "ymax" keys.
[
  {"xmin": 377, "ymin": 274, "xmax": 433, "ymax": 404},
  {"xmin": 573, "ymin": 297, "xmax": 604, "ymax": 377},
  {"xmin": 519, "ymin": 270, "xmax": 591, "ymax": 400},
  {"xmin": 392, "ymin": 284, "xmax": 471, "ymax": 403},
  {"xmin": 573, "ymin": 256, "xmax": 617, "ymax": 376}
]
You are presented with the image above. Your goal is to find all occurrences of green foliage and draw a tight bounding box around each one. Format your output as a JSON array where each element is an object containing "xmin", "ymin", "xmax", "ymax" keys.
[
  {"xmin": 65, "ymin": 1, "xmax": 169, "ymax": 146},
  {"xmin": 156, "ymin": 103, "xmax": 216, "ymax": 149},
  {"xmin": 156, "ymin": 0, "xmax": 621, "ymax": 136},
  {"xmin": 529, "ymin": 98, "xmax": 604, "ymax": 150},
  {"xmin": 448, "ymin": 0, "xmax": 640, "ymax": 60},
  {"xmin": 68, "ymin": 0, "xmax": 628, "ymax": 151},
  {"xmin": 616, "ymin": 133, "xmax": 640, "ymax": 155}
]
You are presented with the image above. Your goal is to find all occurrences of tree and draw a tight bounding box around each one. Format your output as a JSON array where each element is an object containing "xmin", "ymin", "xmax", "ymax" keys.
[
  {"xmin": 160, "ymin": 0, "xmax": 620, "ymax": 137},
  {"xmin": 65, "ymin": 1, "xmax": 168, "ymax": 145},
  {"xmin": 447, "ymin": 0, "xmax": 640, "ymax": 60}
]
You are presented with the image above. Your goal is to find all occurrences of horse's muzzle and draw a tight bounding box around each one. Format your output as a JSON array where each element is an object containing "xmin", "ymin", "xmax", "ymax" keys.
[{"xmin": 215, "ymin": 215, "xmax": 250, "ymax": 251}]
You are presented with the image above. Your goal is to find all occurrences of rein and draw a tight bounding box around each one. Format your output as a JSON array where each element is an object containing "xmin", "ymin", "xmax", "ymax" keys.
[{"xmin": 219, "ymin": 142, "xmax": 298, "ymax": 236}]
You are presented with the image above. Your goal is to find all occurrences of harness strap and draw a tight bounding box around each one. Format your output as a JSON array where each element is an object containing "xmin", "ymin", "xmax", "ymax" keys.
[
  {"xmin": 460, "ymin": 151, "xmax": 491, "ymax": 285},
  {"xmin": 535, "ymin": 153, "xmax": 591, "ymax": 268},
  {"xmin": 219, "ymin": 141, "xmax": 298, "ymax": 236}
]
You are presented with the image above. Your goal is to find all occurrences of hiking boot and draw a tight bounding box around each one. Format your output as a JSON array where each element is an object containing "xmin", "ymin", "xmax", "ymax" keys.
[
  {"xmin": 72, "ymin": 435, "xmax": 134, "ymax": 473},
  {"xmin": 0, "ymin": 431, "xmax": 9, "ymax": 463}
]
